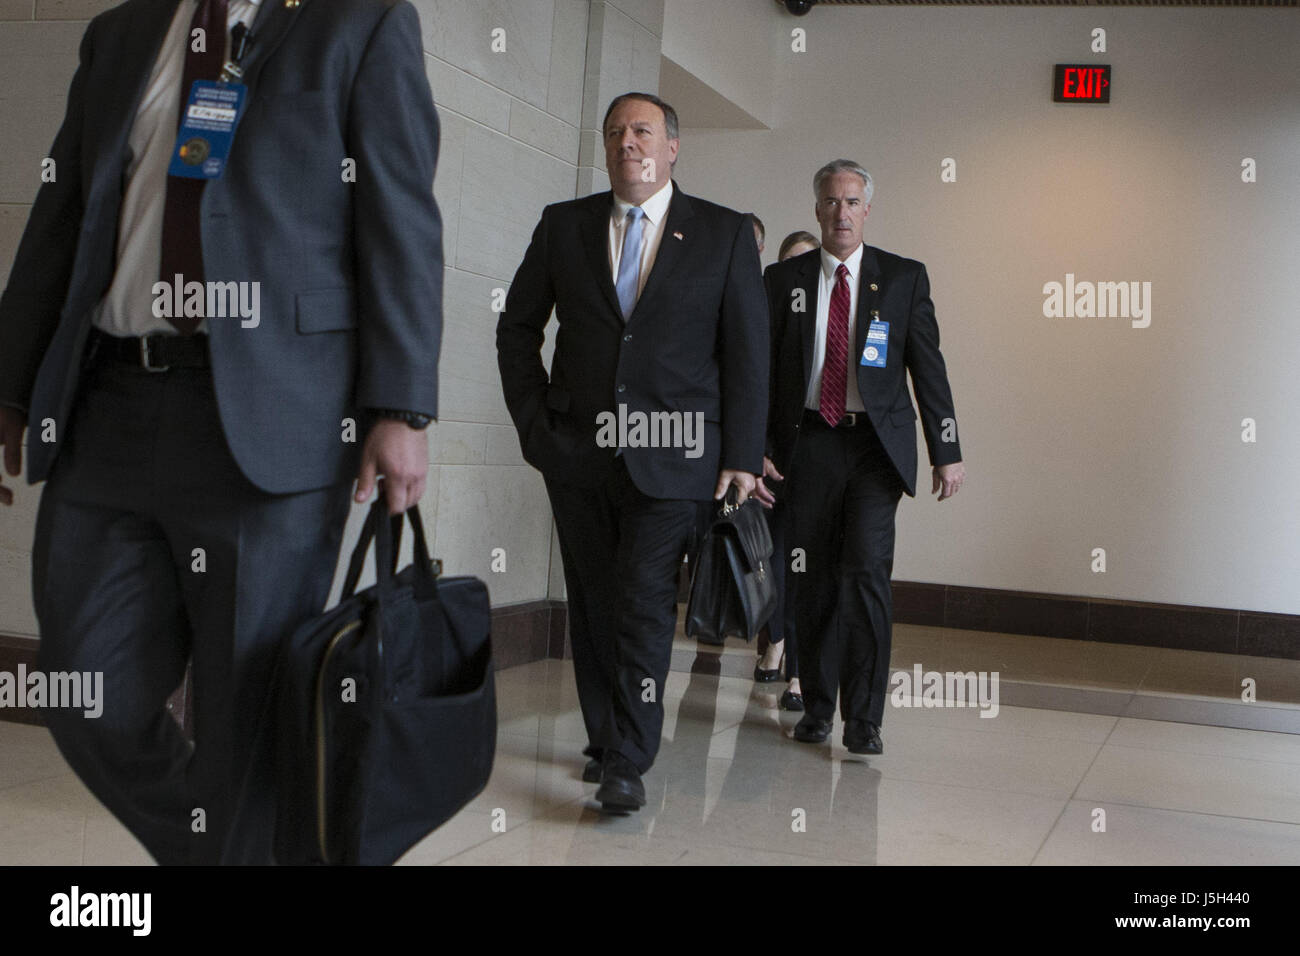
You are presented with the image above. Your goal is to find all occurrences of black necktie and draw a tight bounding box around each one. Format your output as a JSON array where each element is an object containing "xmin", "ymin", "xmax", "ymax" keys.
[{"xmin": 159, "ymin": 0, "xmax": 229, "ymax": 335}]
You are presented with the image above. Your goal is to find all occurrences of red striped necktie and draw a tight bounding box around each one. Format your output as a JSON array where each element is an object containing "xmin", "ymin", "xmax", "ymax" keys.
[{"xmin": 819, "ymin": 262, "xmax": 851, "ymax": 426}]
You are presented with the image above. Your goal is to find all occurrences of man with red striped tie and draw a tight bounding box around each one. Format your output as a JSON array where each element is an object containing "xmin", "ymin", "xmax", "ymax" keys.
[{"xmin": 755, "ymin": 159, "xmax": 965, "ymax": 757}]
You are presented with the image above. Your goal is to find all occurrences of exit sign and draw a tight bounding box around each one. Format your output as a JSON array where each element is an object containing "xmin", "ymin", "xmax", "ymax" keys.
[{"xmin": 1053, "ymin": 64, "xmax": 1111, "ymax": 103}]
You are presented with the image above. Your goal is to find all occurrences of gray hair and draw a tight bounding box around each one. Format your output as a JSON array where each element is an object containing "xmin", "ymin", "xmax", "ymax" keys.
[{"xmin": 813, "ymin": 159, "xmax": 874, "ymax": 203}]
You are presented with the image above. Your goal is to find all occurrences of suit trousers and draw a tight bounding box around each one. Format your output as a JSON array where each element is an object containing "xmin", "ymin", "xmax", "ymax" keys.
[
  {"xmin": 765, "ymin": 500, "xmax": 798, "ymax": 678},
  {"xmin": 31, "ymin": 355, "xmax": 352, "ymax": 864},
  {"xmin": 785, "ymin": 416, "xmax": 903, "ymax": 733},
  {"xmin": 545, "ymin": 456, "xmax": 698, "ymax": 774}
]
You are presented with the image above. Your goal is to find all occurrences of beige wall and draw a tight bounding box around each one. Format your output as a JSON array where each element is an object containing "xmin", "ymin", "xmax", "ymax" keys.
[
  {"xmin": 669, "ymin": 6, "xmax": 1300, "ymax": 615},
  {"xmin": 0, "ymin": 0, "xmax": 666, "ymax": 634},
  {"xmin": 13, "ymin": 2, "xmax": 1289, "ymax": 628},
  {"xmin": 662, "ymin": 0, "xmax": 776, "ymax": 128}
]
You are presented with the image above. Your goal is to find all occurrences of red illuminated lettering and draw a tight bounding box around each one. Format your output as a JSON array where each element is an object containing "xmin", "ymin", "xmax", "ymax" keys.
[{"xmin": 1055, "ymin": 64, "xmax": 1111, "ymax": 103}]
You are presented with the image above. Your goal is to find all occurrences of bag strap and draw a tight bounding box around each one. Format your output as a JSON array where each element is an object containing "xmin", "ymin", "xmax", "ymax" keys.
[
  {"xmin": 341, "ymin": 499, "xmax": 385, "ymax": 598},
  {"xmin": 340, "ymin": 500, "xmax": 434, "ymax": 599},
  {"xmin": 341, "ymin": 501, "xmax": 470, "ymax": 672}
]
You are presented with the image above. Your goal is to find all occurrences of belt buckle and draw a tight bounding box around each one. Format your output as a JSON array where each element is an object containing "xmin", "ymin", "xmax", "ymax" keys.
[
  {"xmin": 140, "ymin": 336, "xmax": 170, "ymax": 373},
  {"xmin": 842, "ymin": 412, "xmax": 857, "ymax": 427}
]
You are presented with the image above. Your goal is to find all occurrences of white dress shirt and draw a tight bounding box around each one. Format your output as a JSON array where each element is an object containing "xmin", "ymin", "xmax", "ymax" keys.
[
  {"xmin": 91, "ymin": 0, "xmax": 260, "ymax": 337},
  {"xmin": 805, "ymin": 242, "xmax": 867, "ymax": 412},
  {"xmin": 608, "ymin": 179, "xmax": 673, "ymax": 305}
]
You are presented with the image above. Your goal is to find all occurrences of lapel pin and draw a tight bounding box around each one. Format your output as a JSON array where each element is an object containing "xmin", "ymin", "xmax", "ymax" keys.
[
  {"xmin": 869, "ymin": 282, "xmax": 878, "ymax": 291},
  {"xmin": 673, "ymin": 231, "xmax": 683, "ymax": 240},
  {"xmin": 284, "ymin": 0, "xmax": 300, "ymax": 7}
]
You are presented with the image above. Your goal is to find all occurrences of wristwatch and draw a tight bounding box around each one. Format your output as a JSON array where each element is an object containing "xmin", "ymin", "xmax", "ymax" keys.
[{"xmin": 370, "ymin": 407, "xmax": 433, "ymax": 430}]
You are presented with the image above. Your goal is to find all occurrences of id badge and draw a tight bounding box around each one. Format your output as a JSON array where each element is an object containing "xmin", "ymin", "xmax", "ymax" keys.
[
  {"xmin": 167, "ymin": 80, "xmax": 247, "ymax": 180},
  {"xmin": 861, "ymin": 319, "xmax": 889, "ymax": 367}
]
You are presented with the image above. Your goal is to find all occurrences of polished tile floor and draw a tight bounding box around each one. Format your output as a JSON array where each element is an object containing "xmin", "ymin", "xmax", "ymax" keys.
[{"xmin": 1, "ymin": 623, "xmax": 1299, "ymax": 865}]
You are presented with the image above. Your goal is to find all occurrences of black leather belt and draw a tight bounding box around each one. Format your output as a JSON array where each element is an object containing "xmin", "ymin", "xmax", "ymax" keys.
[
  {"xmin": 87, "ymin": 329, "xmax": 211, "ymax": 371},
  {"xmin": 802, "ymin": 408, "xmax": 863, "ymax": 429}
]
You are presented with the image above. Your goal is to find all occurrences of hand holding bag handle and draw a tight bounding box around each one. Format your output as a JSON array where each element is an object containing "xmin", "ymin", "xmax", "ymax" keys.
[{"xmin": 342, "ymin": 500, "xmax": 472, "ymax": 662}]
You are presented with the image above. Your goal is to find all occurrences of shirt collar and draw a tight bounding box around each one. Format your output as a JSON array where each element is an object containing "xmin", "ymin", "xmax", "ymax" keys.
[
  {"xmin": 612, "ymin": 179, "xmax": 674, "ymax": 228},
  {"xmin": 820, "ymin": 242, "xmax": 864, "ymax": 282}
]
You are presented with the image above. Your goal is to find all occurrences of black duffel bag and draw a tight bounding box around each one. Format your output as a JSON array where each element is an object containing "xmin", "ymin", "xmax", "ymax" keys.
[
  {"xmin": 685, "ymin": 490, "xmax": 777, "ymax": 645},
  {"xmin": 274, "ymin": 499, "xmax": 496, "ymax": 865}
]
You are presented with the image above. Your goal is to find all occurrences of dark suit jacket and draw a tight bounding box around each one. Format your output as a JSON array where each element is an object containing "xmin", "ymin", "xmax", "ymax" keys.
[
  {"xmin": 764, "ymin": 245, "xmax": 962, "ymax": 497},
  {"xmin": 496, "ymin": 184, "xmax": 768, "ymax": 501},
  {"xmin": 0, "ymin": 0, "xmax": 442, "ymax": 494}
]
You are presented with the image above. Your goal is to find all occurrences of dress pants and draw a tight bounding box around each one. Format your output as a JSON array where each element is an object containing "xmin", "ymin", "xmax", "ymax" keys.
[
  {"xmin": 545, "ymin": 456, "xmax": 698, "ymax": 774},
  {"xmin": 765, "ymin": 499, "xmax": 798, "ymax": 679},
  {"xmin": 785, "ymin": 415, "xmax": 903, "ymax": 733},
  {"xmin": 31, "ymin": 354, "xmax": 352, "ymax": 864}
]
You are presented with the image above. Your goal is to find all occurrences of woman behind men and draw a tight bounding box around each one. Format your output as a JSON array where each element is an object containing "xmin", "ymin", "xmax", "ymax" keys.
[{"xmin": 754, "ymin": 230, "xmax": 820, "ymax": 709}]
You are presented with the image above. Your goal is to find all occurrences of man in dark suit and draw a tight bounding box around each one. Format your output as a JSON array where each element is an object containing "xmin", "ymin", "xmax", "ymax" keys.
[
  {"xmin": 756, "ymin": 159, "xmax": 964, "ymax": 757},
  {"xmin": 0, "ymin": 0, "xmax": 442, "ymax": 863},
  {"xmin": 497, "ymin": 92, "xmax": 767, "ymax": 811}
]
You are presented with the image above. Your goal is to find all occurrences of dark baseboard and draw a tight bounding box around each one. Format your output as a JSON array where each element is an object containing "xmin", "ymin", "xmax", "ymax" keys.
[
  {"xmin": 4, "ymin": 586, "xmax": 1295, "ymax": 729},
  {"xmin": 892, "ymin": 582, "xmax": 1300, "ymax": 660},
  {"xmin": 0, "ymin": 599, "xmax": 570, "ymax": 730}
]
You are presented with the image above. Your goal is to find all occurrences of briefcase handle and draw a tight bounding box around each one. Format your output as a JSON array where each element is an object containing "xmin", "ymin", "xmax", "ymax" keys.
[
  {"xmin": 341, "ymin": 499, "xmax": 441, "ymax": 602},
  {"xmin": 715, "ymin": 484, "xmax": 743, "ymax": 518}
]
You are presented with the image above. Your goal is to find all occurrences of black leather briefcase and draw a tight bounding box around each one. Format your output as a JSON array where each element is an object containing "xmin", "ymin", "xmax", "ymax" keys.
[
  {"xmin": 685, "ymin": 491, "xmax": 777, "ymax": 644},
  {"xmin": 273, "ymin": 500, "xmax": 495, "ymax": 865}
]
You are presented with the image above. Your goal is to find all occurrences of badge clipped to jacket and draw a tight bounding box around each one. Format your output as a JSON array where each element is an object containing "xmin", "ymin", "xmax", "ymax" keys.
[
  {"xmin": 860, "ymin": 319, "xmax": 889, "ymax": 367},
  {"xmin": 167, "ymin": 23, "xmax": 253, "ymax": 180}
]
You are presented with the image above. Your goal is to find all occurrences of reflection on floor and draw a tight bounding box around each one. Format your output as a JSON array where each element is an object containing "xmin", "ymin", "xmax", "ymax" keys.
[{"xmin": 1, "ymin": 623, "xmax": 1298, "ymax": 865}]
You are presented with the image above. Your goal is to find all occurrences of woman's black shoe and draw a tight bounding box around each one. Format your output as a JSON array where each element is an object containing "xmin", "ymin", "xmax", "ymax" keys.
[
  {"xmin": 754, "ymin": 664, "xmax": 782, "ymax": 682},
  {"xmin": 779, "ymin": 689, "xmax": 804, "ymax": 711}
]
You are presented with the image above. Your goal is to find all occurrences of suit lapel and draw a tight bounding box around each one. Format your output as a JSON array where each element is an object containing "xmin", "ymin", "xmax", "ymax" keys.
[
  {"xmin": 97, "ymin": 0, "xmax": 180, "ymax": 187},
  {"xmin": 238, "ymin": 0, "xmax": 310, "ymax": 90},
  {"xmin": 629, "ymin": 183, "xmax": 694, "ymax": 321},
  {"xmin": 853, "ymin": 244, "xmax": 882, "ymax": 366},
  {"xmin": 797, "ymin": 251, "xmax": 820, "ymax": 392},
  {"xmin": 579, "ymin": 192, "xmax": 623, "ymax": 321},
  {"xmin": 96, "ymin": 0, "xmax": 307, "ymax": 192}
]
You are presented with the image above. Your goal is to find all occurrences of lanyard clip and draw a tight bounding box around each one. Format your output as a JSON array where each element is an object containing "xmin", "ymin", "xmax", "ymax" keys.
[{"xmin": 220, "ymin": 23, "xmax": 252, "ymax": 84}]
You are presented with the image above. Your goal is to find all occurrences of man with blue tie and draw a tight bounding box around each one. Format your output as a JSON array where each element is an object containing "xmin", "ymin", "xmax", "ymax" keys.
[{"xmin": 497, "ymin": 93, "xmax": 768, "ymax": 810}]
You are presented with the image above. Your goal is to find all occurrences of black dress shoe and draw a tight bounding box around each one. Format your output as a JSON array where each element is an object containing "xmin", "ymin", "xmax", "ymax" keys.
[
  {"xmin": 754, "ymin": 663, "xmax": 782, "ymax": 683},
  {"xmin": 581, "ymin": 758, "xmax": 602, "ymax": 783},
  {"xmin": 779, "ymin": 688, "xmax": 804, "ymax": 711},
  {"xmin": 595, "ymin": 753, "xmax": 645, "ymax": 811},
  {"xmin": 792, "ymin": 715, "xmax": 832, "ymax": 743},
  {"xmin": 844, "ymin": 723, "xmax": 883, "ymax": 756}
]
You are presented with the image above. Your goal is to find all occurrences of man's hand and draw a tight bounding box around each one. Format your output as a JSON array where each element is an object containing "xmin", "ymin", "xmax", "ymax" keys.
[
  {"xmin": 0, "ymin": 407, "xmax": 26, "ymax": 507},
  {"xmin": 932, "ymin": 461, "xmax": 965, "ymax": 502},
  {"xmin": 752, "ymin": 456, "xmax": 784, "ymax": 509},
  {"xmin": 714, "ymin": 468, "xmax": 757, "ymax": 505},
  {"xmin": 355, "ymin": 419, "xmax": 429, "ymax": 515}
]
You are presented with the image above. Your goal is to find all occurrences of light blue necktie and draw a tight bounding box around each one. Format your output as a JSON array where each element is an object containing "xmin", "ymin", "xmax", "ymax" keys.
[{"xmin": 615, "ymin": 206, "xmax": 645, "ymax": 320}]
